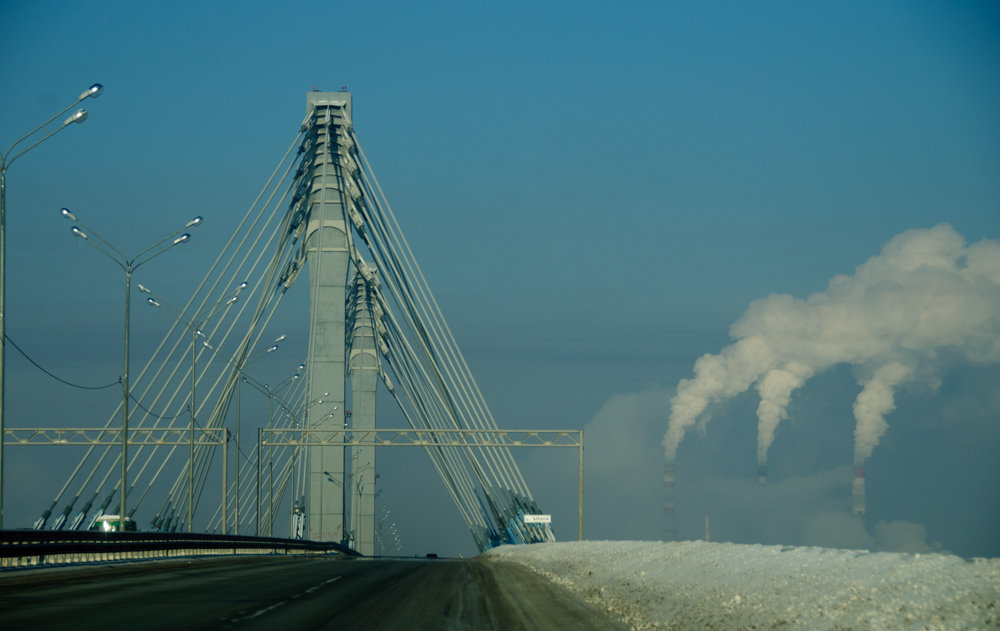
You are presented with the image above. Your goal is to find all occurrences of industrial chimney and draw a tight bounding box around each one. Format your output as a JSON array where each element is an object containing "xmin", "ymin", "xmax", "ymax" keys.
[
  {"xmin": 663, "ymin": 462, "xmax": 677, "ymax": 540},
  {"xmin": 852, "ymin": 465, "xmax": 866, "ymax": 516}
]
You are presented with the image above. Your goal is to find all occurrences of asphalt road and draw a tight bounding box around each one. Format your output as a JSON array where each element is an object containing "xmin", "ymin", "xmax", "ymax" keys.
[{"xmin": 0, "ymin": 555, "xmax": 630, "ymax": 630}]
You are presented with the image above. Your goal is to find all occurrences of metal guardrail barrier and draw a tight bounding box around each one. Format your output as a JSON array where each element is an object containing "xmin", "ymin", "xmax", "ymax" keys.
[{"xmin": 0, "ymin": 530, "xmax": 358, "ymax": 569}]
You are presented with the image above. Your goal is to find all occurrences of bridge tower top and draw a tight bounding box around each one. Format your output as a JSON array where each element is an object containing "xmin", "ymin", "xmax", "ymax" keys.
[{"xmin": 307, "ymin": 90, "xmax": 352, "ymax": 119}]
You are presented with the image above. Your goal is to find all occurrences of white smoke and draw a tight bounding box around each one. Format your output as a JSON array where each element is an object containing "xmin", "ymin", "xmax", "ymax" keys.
[
  {"xmin": 800, "ymin": 512, "xmax": 944, "ymax": 553},
  {"xmin": 663, "ymin": 224, "xmax": 1000, "ymax": 468},
  {"xmin": 755, "ymin": 361, "xmax": 812, "ymax": 465},
  {"xmin": 852, "ymin": 362, "xmax": 912, "ymax": 464}
]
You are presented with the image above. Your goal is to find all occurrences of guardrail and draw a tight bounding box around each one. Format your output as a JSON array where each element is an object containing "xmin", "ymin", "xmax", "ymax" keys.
[{"xmin": 0, "ymin": 530, "xmax": 359, "ymax": 569}]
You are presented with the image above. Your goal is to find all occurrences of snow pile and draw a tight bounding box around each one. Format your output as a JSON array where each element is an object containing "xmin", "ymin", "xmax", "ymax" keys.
[{"xmin": 484, "ymin": 540, "xmax": 1000, "ymax": 630}]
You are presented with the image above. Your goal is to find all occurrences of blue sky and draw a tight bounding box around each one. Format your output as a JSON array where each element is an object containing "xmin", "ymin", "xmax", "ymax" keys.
[{"xmin": 2, "ymin": 1, "xmax": 998, "ymax": 557}]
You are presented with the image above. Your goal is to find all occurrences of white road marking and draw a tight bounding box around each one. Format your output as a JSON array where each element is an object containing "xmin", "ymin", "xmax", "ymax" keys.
[{"xmin": 226, "ymin": 575, "xmax": 342, "ymax": 623}]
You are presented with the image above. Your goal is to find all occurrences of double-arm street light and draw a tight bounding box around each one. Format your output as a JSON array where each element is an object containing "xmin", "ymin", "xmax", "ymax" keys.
[
  {"xmin": 144, "ymin": 283, "xmax": 246, "ymax": 532},
  {"xmin": 62, "ymin": 207, "xmax": 200, "ymax": 529},
  {"xmin": 232, "ymin": 336, "xmax": 284, "ymax": 534},
  {"xmin": 0, "ymin": 83, "xmax": 102, "ymax": 527},
  {"xmin": 262, "ymin": 363, "xmax": 303, "ymax": 535},
  {"xmin": 238, "ymin": 362, "xmax": 303, "ymax": 536}
]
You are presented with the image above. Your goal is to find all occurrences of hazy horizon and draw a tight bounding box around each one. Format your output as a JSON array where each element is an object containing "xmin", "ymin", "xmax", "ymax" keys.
[{"xmin": 3, "ymin": 1, "xmax": 997, "ymax": 557}]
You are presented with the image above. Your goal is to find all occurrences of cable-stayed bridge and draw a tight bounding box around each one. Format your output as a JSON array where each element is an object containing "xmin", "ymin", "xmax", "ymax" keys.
[{"xmin": 11, "ymin": 91, "xmax": 564, "ymax": 554}]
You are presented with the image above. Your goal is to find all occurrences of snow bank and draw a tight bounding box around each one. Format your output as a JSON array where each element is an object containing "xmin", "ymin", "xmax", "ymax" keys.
[{"xmin": 484, "ymin": 540, "xmax": 999, "ymax": 630}]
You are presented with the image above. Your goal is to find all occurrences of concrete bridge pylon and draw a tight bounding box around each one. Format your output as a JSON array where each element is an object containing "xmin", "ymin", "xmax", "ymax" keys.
[{"xmin": 303, "ymin": 91, "xmax": 352, "ymax": 544}]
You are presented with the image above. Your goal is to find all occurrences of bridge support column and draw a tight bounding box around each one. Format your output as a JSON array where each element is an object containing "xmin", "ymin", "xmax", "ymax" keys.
[
  {"xmin": 304, "ymin": 92, "xmax": 352, "ymax": 544},
  {"xmin": 348, "ymin": 273, "xmax": 377, "ymax": 555}
]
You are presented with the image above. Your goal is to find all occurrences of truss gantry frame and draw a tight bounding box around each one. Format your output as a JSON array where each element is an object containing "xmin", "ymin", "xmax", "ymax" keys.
[
  {"xmin": 5, "ymin": 427, "xmax": 231, "ymax": 533},
  {"xmin": 259, "ymin": 428, "xmax": 584, "ymax": 541},
  {"xmin": 4, "ymin": 427, "xmax": 226, "ymax": 446}
]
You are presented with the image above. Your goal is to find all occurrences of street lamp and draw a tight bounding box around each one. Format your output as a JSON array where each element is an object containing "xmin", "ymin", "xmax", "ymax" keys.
[
  {"xmin": 232, "ymin": 362, "xmax": 303, "ymax": 536},
  {"xmin": 263, "ymin": 363, "xmax": 303, "ymax": 535},
  {"xmin": 0, "ymin": 83, "xmax": 102, "ymax": 527},
  {"xmin": 62, "ymin": 207, "xmax": 198, "ymax": 530},
  {"xmin": 144, "ymin": 282, "xmax": 246, "ymax": 532},
  {"xmin": 233, "ymin": 336, "xmax": 283, "ymax": 535}
]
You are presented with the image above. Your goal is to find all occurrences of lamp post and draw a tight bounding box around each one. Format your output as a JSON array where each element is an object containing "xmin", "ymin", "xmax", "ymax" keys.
[
  {"xmin": 264, "ymin": 363, "xmax": 303, "ymax": 535},
  {"xmin": 144, "ymin": 283, "xmax": 246, "ymax": 532},
  {"xmin": 233, "ymin": 336, "xmax": 283, "ymax": 535},
  {"xmin": 0, "ymin": 83, "xmax": 102, "ymax": 527},
  {"xmin": 232, "ymin": 362, "xmax": 303, "ymax": 536},
  {"xmin": 61, "ymin": 207, "xmax": 198, "ymax": 530}
]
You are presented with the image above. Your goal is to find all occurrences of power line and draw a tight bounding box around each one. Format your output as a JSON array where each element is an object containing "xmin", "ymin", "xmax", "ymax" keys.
[
  {"xmin": 128, "ymin": 392, "xmax": 187, "ymax": 420},
  {"xmin": 5, "ymin": 335, "xmax": 119, "ymax": 390}
]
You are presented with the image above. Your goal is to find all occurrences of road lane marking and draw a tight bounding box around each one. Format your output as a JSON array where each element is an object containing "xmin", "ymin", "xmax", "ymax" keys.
[{"xmin": 226, "ymin": 575, "xmax": 342, "ymax": 623}]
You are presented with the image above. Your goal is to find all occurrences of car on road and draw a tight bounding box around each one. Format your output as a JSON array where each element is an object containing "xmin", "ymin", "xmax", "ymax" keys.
[{"xmin": 89, "ymin": 515, "xmax": 138, "ymax": 532}]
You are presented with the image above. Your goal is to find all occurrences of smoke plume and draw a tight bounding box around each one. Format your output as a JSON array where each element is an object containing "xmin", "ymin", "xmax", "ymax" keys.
[
  {"xmin": 852, "ymin": 362, "xmax": 912, "ymax": 465},
  {"xmin": 663, "ymin": 224, "xmax": 1000, "ymax": 468}
]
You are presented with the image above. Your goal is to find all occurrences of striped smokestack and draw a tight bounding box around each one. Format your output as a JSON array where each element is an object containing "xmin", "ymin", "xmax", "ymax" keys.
[
  {"xmin": 852, "ymin": 465, "xmax": 866, "ymax": 516},
  {"xmin": 663, "ymin": 462, "xmax": 677, "ymax": 540},
  {"xmin": 757, "ymin": 463, "xmax": 767, "ymax": 485}
]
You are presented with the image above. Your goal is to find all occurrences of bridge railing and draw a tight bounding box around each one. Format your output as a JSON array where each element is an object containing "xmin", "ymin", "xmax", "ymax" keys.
[{"xmin": 0, "ymin": 530, "xmax": 358, "ymax": 569}]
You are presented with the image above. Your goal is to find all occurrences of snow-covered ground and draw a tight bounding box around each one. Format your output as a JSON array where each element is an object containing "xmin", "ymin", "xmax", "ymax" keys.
[{"xmin": 484, "ymin": 540, "xmax": 1000, "ymax": 630}]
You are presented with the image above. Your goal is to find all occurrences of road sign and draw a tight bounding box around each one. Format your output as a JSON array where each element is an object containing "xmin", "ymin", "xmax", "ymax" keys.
[{"xmin": 523, "ymin": 514, "xmax": 552, "ymax": 524}]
